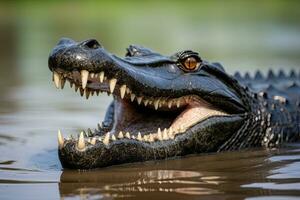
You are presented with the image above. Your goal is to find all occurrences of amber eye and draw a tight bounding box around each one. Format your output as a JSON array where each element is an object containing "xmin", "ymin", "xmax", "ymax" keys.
[{"xmin": 182, "ymin": 57, "xmax": 200, "ymax": 71}]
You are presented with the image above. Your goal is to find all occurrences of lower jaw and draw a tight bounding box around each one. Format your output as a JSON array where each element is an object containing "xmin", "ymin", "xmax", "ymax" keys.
[{"xmin": 59, "ymin": 115, "xmax": 244, "ymax": 169}]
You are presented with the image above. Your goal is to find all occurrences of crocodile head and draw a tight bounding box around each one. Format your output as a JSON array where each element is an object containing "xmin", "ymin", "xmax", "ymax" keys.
[{"xmin": 48, "ymin": 38, "xmax": 251, "ymax": 169}]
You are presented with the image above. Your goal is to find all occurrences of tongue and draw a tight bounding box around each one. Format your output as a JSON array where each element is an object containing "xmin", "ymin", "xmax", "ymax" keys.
[{"xmin": 170, "ymin": 101, "xmax": 227, "ymax": 132}]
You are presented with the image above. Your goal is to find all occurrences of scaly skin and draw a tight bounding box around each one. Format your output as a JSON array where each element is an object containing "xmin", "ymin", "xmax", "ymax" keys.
[{"xmin": 48, "ymin": 38, "xmax": 300, "ymax": 169}]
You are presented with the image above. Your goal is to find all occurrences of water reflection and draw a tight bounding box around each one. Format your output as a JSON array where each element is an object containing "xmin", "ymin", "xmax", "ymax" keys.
[
  {"xmin": 59, "ymin": 168, "xmax": 222, "ymax": 199},
  {"xmin": 57, "ymin": 147, "xmax": 300, "ymax": 199}
]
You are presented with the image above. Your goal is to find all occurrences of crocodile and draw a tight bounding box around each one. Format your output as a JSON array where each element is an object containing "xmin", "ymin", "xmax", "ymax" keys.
[{"xmin": 48, "ymin": 38, "xmax": 300, "ymax": 169}]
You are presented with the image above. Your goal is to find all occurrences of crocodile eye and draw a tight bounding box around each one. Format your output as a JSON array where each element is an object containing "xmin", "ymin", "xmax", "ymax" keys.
[{"xmin": 181, "ymin": 56, "xmax": 201, "ymax": 71}]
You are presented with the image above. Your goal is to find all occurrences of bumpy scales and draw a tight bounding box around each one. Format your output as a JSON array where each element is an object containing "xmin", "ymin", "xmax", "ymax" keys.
[{"xmin": 48, "ymin": 38, "xmax": 300, "ymax": 169}]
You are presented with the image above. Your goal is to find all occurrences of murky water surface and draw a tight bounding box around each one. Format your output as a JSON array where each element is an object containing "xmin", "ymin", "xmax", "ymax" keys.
[{"xmin": 0, "ymin": 1, "xmax": 300, "ymax": 199}]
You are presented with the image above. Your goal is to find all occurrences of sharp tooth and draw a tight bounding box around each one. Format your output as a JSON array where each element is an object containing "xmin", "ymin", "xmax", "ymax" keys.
[
  {"xmin": 137, "ymin": 97, "xmax": 142, "ymax": 105},
  {"xmin": 69, "ymin": 81, "xmax": 73, "ymax": 88},
  {"xmin": 103, "ymin": 132, "xmax": 110, "ymax": 145},
  {"xmin": 58, "ymin": 130, "xmax": 64, "ymax": 148},
  {"xmin": 80, "ymin": 70, "xmax": 89, "ymax": 89},
  {"xmin": 154, "ymin": 99, "xmax": 160, "ymax": 110},
  {"xmin": 126, "ymin": 88, "xmax": 131, "ymax": 94},
  {"xmin": 163, "ymin": 128, "xmax": 169, "ymax": 140},
  {"xmin": 137, "ymin": 132, "xmax": 142, "ymax": 141},
  {"xmin": 149, "ymin": 134, "xmax": 154, "ymax": 142},
  {"xmin": 176, "ymin": 99, "xmax": 180, "ymax": 108},
  {"xmin": 77, "ymin": 132, "xmax": 85, "ymax": 150},
  {"xmin": 125, "ymin": 132, "xmax": 130, "ymax": 139},
  {"xmin": 90, "ymin": 137, "xmax": 96, "ymax": 145},
  {"xmin": 94, "ymin": 73, "xmax": 99, "ymax": 78},
  {"xmin": 98, "ymin": 123, "xmax": 102, "ymax": 130},
  {"xmin": 53, "ymin": 72, "xmax": 61, "ymax": 89},
  {"xmin": 157, "ymin": 128, "xmax": 163, "ymax": 140},
  {"xmin": 120, "ymin": 85, "xmax": 126, "ymax": 99},
  {"xmin": 130, "ymin": 94, "xmax": 136, "ymax": 102},
  {"xmin": 118, "ymin": 131, "xmax": 124, "ymax": 139},
  {"xmin": 143, "ymin": 99, "xmax": 149, "ymax": 106},
  {"xmin": 90, "ymin": 73, "xmax": 94, "ymax": 78},
  {"xmin": 131, "ymin": 135, "xmax": 136, "ymax": 140},
  {"xmin": 80, "ymin": 88, "xmax": 84, "ymax": 96},
  {"xmin": 111, "ymin": 134, "xmax": 116, "ymax": 141},
  {"xmin": 109, "ymin": 78, "xmax": 117, "ymax": 93},
  {"xmin": 61, "ymin": 78, "xmax": 66, "ymax": 89},
  {"xmin": 169, "ymin": 127, "xmax": 173, "ymax": 135},
  {"xmin": 168, "ymin": 101, "xmax": 172, "ymax": 108},
  {"xmin": 99, "ymin": 71, "xmax": 105, "ymax": 83},
  {"xmin": 143, "ymin": 135, "xmax": 148, "ymax": 141},
  {"xmin": 75, "ymin": 85, "xmax": 79, "ymax": 92},
  {"xmin": 85, "ymin": 89, "xmax": 90, "ymax": 99}
]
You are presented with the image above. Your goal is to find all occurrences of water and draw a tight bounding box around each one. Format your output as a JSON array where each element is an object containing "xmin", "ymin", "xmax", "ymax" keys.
[{"xmin": 0, "ymin": 1, "xmax": 300, "ymax": 199}]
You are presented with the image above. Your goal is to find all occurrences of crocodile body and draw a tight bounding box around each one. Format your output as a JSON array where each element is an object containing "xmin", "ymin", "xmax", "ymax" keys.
[{"xmin": 48, "ymin": 38, "xmax": 300, "ymax": 169}]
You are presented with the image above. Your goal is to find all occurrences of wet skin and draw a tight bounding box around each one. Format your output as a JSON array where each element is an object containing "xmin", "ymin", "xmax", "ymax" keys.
[{"xmin": 48, "ymin": 38, "xmax": 300, "ymax": 169}]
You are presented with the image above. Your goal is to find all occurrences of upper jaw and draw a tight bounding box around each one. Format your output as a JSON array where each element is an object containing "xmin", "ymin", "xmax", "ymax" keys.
[{"xmin": 49, "ymin": 38, "xmax": 245, "ymax": 115}]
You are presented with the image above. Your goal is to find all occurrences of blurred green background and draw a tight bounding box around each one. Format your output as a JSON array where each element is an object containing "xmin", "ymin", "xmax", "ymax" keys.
[{"xmin": 0, "ymin": 0, "xmax": 300, "ymax": 87}]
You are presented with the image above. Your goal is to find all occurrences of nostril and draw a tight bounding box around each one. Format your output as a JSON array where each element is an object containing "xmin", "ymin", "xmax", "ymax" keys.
[{"xmin": 81, "ymin": 39, "xmax": 101, "ymax": 49}]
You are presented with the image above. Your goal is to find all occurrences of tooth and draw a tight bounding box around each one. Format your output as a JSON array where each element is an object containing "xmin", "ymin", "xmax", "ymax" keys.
[
  {"xmin": 103, "ymin": 132, "xmax": 110, "ymax": 145},
  {"xmin": 137, "ymin": 132, "xmax": 142, "ymax": 141},
  {"xmin": 137, "ymin": 97, "xmax": 142, "ymax": 105},
  {"xmin": 81, "ymin": 70, "xmax": 89, "ymax": 89},
  {"xmin": 125, "ymin": 132, "xmax": 130, "ymax": 139},
  {"xmin": 91, "ymin": 137, "xmax": 96, "ymax": 145},
  {"xmin": 169, "ymin": 127, "xmax": 173, "ymax": 135},
  {"xmin": 99, "ymin": 71, "xmax": 105, "ymax": 83},
  {"xmin": 168, "ymin": 101, "xmax": 172, "ymax": 108},
  {"xmin": 143, "ymin": 99, "xmax": 149, "ymax": 106},
  {"xmin": 69, "ymin": 81, "xmax": 73, "ymax": 88},
  {"xmin": 109, "ymin": 78, "xmax": 117, "ymax": 93},
  {"xmin": 85, "ymin": 89, "xmax": 90, "ymax": 99},
  {"xmin": 53, "ymin": 72, "xmax": 61, "ymax": 89},
  {"xmin": 61, "ymin": 78, "xmax": 66, "ymax": 89},
  {"xmin": 80, "ymin": 88, "xmax": 84, "ymax": 96},
  {"xmin": 98, "ymin": 123, "xmax": 102, "ymax": 130},
  {"xmin": 143, "ymin": 135, "xmax": 148, "ymax": 141},
  {"xmin": 58, "ymin": 130, "xmax": 64, "ymax": 148},
  {"xmin": 77, "ymin": 132, "xmax": 85, "ymax": 150},
  {"xmin": 126, "ymin": 88, "xmax": 131, "ymax": 94},
  {"xmin": 154, "ymin": 99, "xmax": 160, "ymax": 110},
  {"xmin": 75, "ymin": 85, "xmax": 79, "ymax": 92},
  {"xmin": 157, "ymin": 128, "xmax": 163, "ymax": 140},
  {"xmin": 118, "ymin": 131, "xmax": 124, "ymax": 139},
  {"xmin": 90, "ymin": 73, "xmax": 94, "ymax": 78},
  {"xmin": 111, "ymin": 134, "xmax": 116, "ymax": 141},
  {"xmin": 131, "ymin": 135, "xmax": 136, "ymax": 140},
  {"xmin": 120, "ymin": 85, "xmax": 126, "ymax": 99},
  {"xmin": 176, "ymin": 99, "xmax": 180, "ymax": 108},
  {"xmin": 149, "ymin": 134, "xmax": 154, "ymax": 142},
  {"xmin": 130, "ymin": 94, "xmax": 136, "ymax": 102},
  {"xmin": 163, "ymin": 128, "xmax": 169, "ymax": 140}
]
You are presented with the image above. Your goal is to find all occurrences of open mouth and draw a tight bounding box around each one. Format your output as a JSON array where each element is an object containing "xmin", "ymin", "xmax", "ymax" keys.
[
  {"xmin": 48, "ymin": 38, "xmax": 247, "ymax": 168},
  {"xmin": 53, "ymin": 69, "xmax": 227, "ymax": 150}
]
